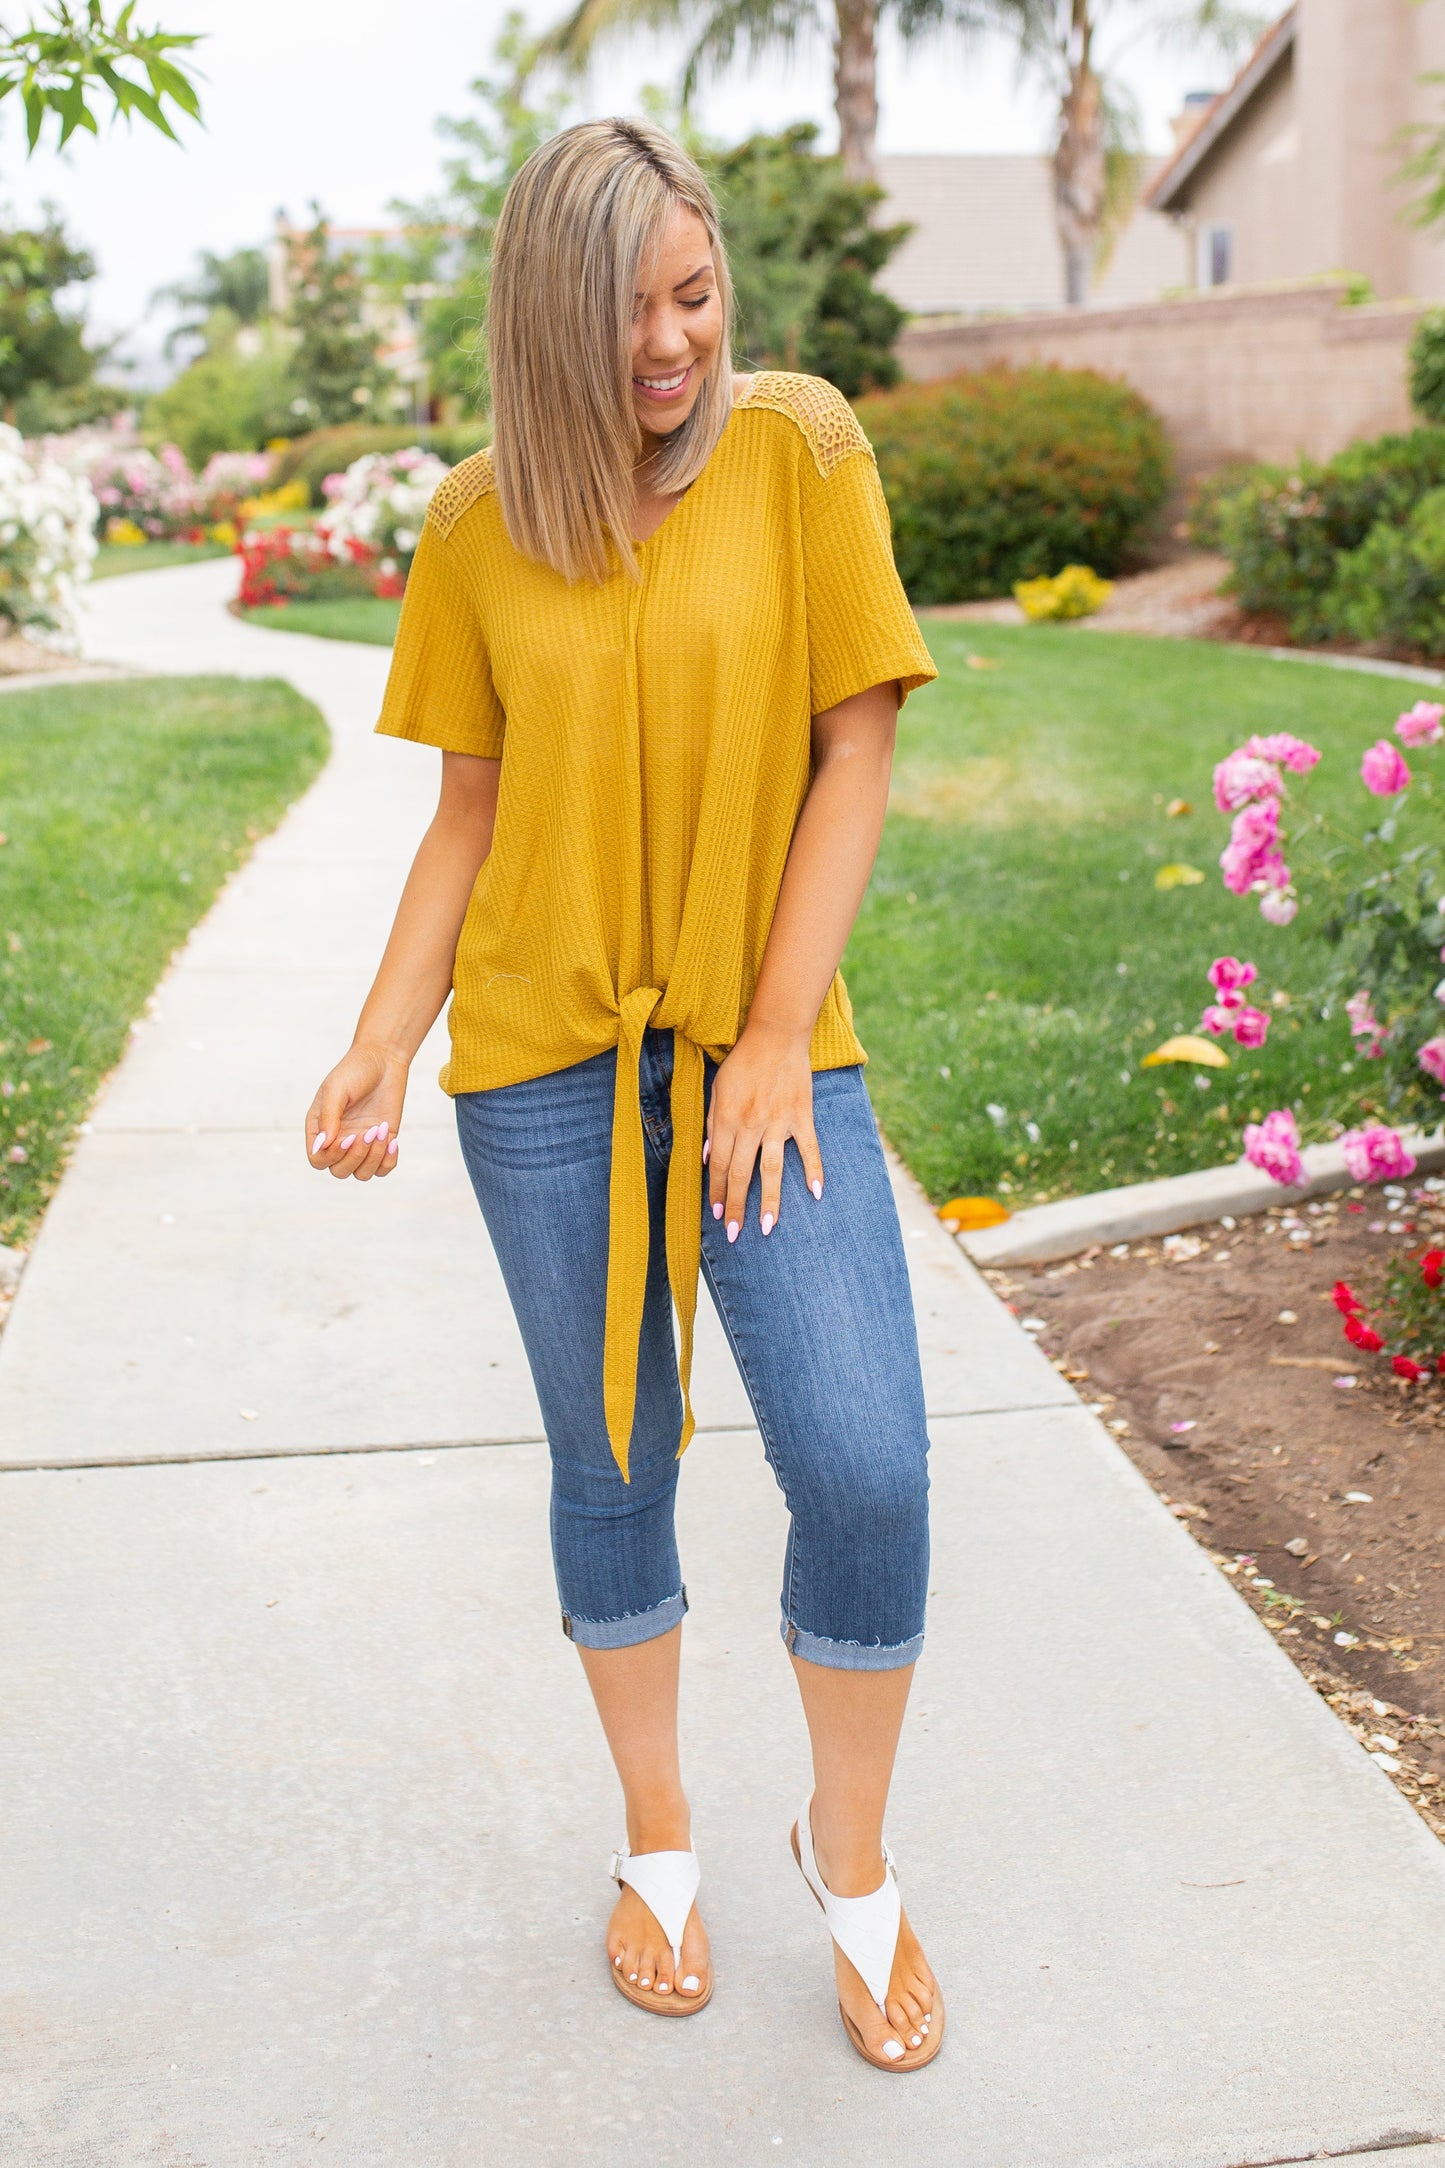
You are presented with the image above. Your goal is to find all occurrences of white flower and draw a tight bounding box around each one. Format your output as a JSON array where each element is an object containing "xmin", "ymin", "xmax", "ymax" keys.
[{"xmin": 0, "ymin": 424, "xmax": 99, "ymax": 650}]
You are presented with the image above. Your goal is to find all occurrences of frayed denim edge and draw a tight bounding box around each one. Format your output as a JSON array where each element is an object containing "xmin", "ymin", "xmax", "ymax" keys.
[
  {"xmin": 782, "ymin": 1617, "xmax": 924, "ymax": 1672},
  {"xmin": 562, "ymin": 1585, "xmax": 688, "ymax": 1650}
]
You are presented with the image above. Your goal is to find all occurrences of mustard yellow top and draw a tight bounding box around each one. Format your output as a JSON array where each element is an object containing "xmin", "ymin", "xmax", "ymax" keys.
[{"xmin": 376, "ymin": 370, "xmax": 936, "ymax": 1477}]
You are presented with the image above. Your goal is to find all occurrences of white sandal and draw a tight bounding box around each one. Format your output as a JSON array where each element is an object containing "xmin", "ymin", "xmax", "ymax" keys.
[
  {"xmin": 791, "ymin": 1795, "xmax": 943, "ymax": 2071},
  {"xmin": 607, "ymin": 1845, "xmax": 712, "ymax": 2015}
]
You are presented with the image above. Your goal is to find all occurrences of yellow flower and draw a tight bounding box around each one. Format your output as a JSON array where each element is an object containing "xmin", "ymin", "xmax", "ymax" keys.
[
  {"xmin": 1013, "ymin": 564, "xmax": 1114, "ymax": 622},
  {"xmin": 105, "ymin": 517, "xmax": 147, "ymax": 546}
]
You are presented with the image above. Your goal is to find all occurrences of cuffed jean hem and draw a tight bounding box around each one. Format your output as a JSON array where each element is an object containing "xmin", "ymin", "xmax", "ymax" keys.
[
  {"xmin": 781, "ymin": 1618, "xmax": 925, "ymax": 1672},
  {"xmin": 561, "ymin": 1585, "xmax": 688, "ymax": 1651}
]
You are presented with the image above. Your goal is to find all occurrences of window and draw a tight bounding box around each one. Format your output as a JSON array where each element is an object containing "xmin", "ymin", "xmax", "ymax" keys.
[{"xmin": 1198, "ymin": 222, "xmax": 1234, "ymax": 289}]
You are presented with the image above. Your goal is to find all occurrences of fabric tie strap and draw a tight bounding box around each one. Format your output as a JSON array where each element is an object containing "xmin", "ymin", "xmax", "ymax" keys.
[{"xmin": 603, "ymin": 988, "xmax": 705, "ymax": 1481}]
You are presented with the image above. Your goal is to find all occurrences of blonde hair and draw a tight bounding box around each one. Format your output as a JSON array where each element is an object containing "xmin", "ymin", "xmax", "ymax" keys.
[{"xmin": 488, "ymin": 118, "xmax": 735, "ymax": 583}]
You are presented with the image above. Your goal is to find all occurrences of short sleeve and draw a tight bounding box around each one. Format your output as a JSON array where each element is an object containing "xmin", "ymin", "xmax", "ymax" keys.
[
  {"xmin": 799, "ymin": 446, "xmax": 937, "ymax": 716},
  {"xmin": 375, "ymin": 516, "xmax": 506, "ymax": 757}
]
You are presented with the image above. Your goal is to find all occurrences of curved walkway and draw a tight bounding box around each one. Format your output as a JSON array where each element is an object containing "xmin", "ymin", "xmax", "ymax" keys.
[{"xmin": 2, "ymin": 562, "xmax": 1444, "ymax": 2165}]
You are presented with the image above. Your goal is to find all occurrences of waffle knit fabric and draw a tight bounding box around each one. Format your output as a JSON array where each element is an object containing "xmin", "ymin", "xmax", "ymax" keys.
[{"xmin": 375, "ymin": 371, "xmax": 937, "ymax": 1478}]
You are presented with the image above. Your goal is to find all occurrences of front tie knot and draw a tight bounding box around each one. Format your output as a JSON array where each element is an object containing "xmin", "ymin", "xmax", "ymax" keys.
[{"xmin": 602, "ymin": 993, "xmax": 706, "ymax": 1481}]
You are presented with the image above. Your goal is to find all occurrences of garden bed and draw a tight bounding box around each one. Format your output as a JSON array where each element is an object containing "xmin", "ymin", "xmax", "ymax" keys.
[{"xmin": 984, "ymin": 1187, "xmax": 1445, "ymax": 1838}]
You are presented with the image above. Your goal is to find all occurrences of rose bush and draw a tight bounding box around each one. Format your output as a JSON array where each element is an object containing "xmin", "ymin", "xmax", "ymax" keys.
[
  {"xmin": 237, "ymin": 446, "xmax": 449, "ymax": 608},
  {"xmin": 0, "ymin": 423, "xmax": 99, "ymax": 648}
]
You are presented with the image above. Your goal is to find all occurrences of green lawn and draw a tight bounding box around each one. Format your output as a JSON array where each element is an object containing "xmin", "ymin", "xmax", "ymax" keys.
[
  {"xmin": 845, "ymin": 621, "xmax": 1437, "ymax": 1206},
  {"xmin": 242, "ymin": 596, "xmax": 402, "ymax": 645},
  {"xmin": 92, "ymin": 539, "xmax": 235, "ymax": 580},
  {"xmin": 0, "ymin": 677, "xmax": 328, "ymax": 1246}
]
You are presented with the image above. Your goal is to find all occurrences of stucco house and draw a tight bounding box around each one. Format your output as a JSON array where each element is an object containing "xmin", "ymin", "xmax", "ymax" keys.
[{"xmin": 1147, "ymin": 0, "xmax": 1445, "ymax": 301}]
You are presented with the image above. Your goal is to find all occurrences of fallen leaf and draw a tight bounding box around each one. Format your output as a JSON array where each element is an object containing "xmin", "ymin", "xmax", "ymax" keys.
[
  {"xmin": 939, "ymin": 1195, "xmax": 1010, "ymax": 1231},
  {"xmin": 24, "ymin": 1038, "xmax": 51, "ymax": 1056},
  {"xmin": 1141, "ymin": 1034, "xmax": 1231, "ymax": 1069},
  {"xmin": 1165, "ymin": 798, "xmax": 1192, "ymax": 818},
  {"xmin": 966, "ymin": 654, "xmax": 1001, "ymax": 671},
  {"xmin": 1154, "ymin": 862, "xmax": 1206, "ymax": 890}
]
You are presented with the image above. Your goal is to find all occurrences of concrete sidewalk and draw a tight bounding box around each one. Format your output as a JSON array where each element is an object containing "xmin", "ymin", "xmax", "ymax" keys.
[{"xmin": 3, "ymin": 561, "xmax": 1445, "ymax": 2165}]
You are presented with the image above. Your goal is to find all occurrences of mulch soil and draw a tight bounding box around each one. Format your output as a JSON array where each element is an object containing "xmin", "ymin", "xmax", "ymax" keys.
[{"xmin": 982, "ymin": 1182, "xmax": 1445, "ymax": 1842}]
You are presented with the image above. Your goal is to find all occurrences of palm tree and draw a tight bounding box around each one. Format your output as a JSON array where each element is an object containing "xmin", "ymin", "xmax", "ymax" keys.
[
  {"xmin": 994, "ymin": 0, "xmax": 1265, "ymax": 304},
  {"xmin": 537, "ymin": 0, "xmax": 998, "ymax": 185}
]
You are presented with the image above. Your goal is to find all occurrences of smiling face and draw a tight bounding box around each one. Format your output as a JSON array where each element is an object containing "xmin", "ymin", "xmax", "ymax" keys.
[{"xmin": 629, "ymin": 203, "xmax": 725, "ymax": 453}]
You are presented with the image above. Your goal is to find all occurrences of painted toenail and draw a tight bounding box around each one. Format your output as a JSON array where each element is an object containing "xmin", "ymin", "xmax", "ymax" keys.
[
  {"xmin": 883, "ymin": 2040, "xmax": 905, "ymax": 2061},
  {"xmin": 629, "ymin": 1972, "xmax": 638, "ymax": 1982},
  {"xmin": 656, "ymin": 1982, "xmax": 671, "ymax": 1993},
  {"xmin": 910, "ymin": 2034, "xmax": 922, "ymax": 2047},
  {"xmin": 613, "ymin": 1955, "xmax": 622, "ymax": 1966},
  {"xmin": 638, "ymin": 1977, "xmax": 651, "ymax": 1988},
  {"xmin": 681, "ymin": 1975, "xmax": 700, "ymax": 1992}
]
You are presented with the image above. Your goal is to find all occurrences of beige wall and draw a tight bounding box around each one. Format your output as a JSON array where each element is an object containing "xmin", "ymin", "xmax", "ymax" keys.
[{"xmin": 896, "ymin": 283, "xmax": 1423, "ymax": 477}]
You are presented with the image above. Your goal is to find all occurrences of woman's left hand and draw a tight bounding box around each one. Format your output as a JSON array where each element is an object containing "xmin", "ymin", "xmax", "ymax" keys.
[{"xmin": 706, "ymin": 1020, "xmax": 824, "ymax": 1241}]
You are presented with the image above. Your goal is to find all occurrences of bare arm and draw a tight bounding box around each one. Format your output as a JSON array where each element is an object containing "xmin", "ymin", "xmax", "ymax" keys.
[
  {"xmin": 306, "ymin": 750, "xmax": 500, "ymax": 1180},
  {"xmin": 707, "ymin": 680, "xmax": 898, "ymax": 1236}
]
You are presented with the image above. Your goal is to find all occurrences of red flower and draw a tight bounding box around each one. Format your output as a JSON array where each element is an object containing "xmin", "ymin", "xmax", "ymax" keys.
[
  {"xmin": 1331, "ymin": 1280, "xmax": 1365, "ymax": 1316},
  {"xmin": 1422, "ymin": 1249, "xmax": 1445, "ymax": 1289},
  {"xmin": 1344, "ymin": 1314, "xmax": 1384, "ymax": 1352},
  {"xmin": 1392, "ymin": 1355, "xmax": 1428, "ymax": 1380}
]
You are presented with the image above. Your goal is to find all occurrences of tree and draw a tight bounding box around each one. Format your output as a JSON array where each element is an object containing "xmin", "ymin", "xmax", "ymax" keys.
[
  {"xmin": 0, "ymin": 209, "xmax": 123, "ymax": 430},
  {"xmin": 153, "ymin": 245, "xmax": 270, "ymax": 357},
  {"xmin": 992, "ymin": 0, "xmax": 1264, "ymax": 304},
  {"xmin": 537, "ymin": 0, "xmax": 997, "ymax": 185},
  {"xmin": 143, "ymin": 319, "xmax": 296, "ymax": 464},
  {"xmin": 710, "ymin": 123, "xmax": 908, "ymax": 391},
  {"xmin": 1, "ymin": 2, "xmax": 201, "ymax": 154},
  {"xmin": 282, "ymin": 210, "xmax": 395, "ymax": 433},
  {"xmin": 377, "ymin": 15, "xmax": 569, "ymax": 414}
]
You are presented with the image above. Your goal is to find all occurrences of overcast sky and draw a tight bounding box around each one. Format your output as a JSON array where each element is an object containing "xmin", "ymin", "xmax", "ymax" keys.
[{"xmin": 4, "ymin": 0, "xmax": 1230, "ymax": 380}]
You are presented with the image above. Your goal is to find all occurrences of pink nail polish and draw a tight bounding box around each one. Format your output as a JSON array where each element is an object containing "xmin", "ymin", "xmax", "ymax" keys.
[
  {"xmin": 727, "ymin": 1220, "xmax": 739, "ymax": 1243},
  {"xmin": 339, "ymin": 1134, "xmax": 355, "ymax": 1151},
  {"xmin": 811, "ymin": 1179, "xmax": 823, "ymax": 1200},
  {"xmin": 712, "ymin": 1202, "xmax": 723, "ymax": 1220},
  {"xmin": 311, "ymin": 1133, "xmax": 328, "ymax": 1155},
  {"xmin": 702, "ymin": 1139, "xmax": 710, "ymax": 1163},
  {"xmin": 362, "ymin": 1125, "xmax": 380, "ymax": 1145},
  {"xmin": 761, "ymin": 1212, "xmax": 775, "ymax": 1235},
  {"xmin": 386, "ymin": 1137, "xmax": 399, "ymax": 1155},
  {"xmin": 375, "ymin": 1121, "xmax": 389, "ymax": 1140}
]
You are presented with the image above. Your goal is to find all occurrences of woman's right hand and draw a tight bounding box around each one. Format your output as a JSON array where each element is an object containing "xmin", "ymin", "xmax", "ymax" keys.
[{"xmin": 306, "ymin": 1041, "xmax": 409, "ymax": 1181}]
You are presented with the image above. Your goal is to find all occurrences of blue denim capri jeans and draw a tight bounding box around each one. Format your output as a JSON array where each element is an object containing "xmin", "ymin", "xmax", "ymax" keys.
[{"xmin": 454, "ymin": 1028, "xmax": 930, "ymax": 1671}]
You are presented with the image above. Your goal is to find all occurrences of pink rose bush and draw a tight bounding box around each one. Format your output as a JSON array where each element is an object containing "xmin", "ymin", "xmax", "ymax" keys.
[
  {"xmin": 1360, "ymin": 739, "xmax": 1411, "ymax": 796},
  {"xmin": 1396, "ymin": 701, "xmax": 1445, "ymax": 748},
  {"xmin": 1197, "ymin": 955, "xmax": 1271, "ymax": 1048},
  {"xmin": 1242, "ymin": 1109, "xmax": 1305, "ymax": 1187},
  {"xmin": 1211, "ymin": 732, "xmax": 1317, "ymax": 919},
  {"xmin": 1193, "ymin": 698, "xmax": 1445, "ymax": 1196}
]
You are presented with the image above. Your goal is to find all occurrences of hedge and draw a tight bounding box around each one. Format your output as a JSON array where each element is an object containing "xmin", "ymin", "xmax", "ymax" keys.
[
  {"xmin": 854, "ymin": 366, "xmax": 1170, "ymax": 605},
  {"xmin": 1215, "ymin": 426, "xmax": 1445, "ymax": 644},
  {"xmin": 272, "ymin": 422, "xmax": 491, "ymax": 505}
]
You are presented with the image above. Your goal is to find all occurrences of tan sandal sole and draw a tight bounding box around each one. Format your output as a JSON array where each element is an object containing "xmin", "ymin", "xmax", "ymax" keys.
[
  {"xmin": 790, "ymin": 1822, "xmax": 944, "ymax": 2073},
  {"xmin": 610, "ymin": 1960, "xmax": 713, "ymax": 2016}
]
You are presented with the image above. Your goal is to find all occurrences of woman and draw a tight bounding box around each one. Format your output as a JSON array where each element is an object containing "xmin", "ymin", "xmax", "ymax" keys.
[{"xmin": 305, "ymin": 117, "xmax": 942, "ymax": 2074}]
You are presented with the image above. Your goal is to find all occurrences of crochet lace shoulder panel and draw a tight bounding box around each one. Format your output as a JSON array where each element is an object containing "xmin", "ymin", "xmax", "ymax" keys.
[
  {"xmin": 427, "ymin": 447, "xmax": 498, "ymax": 538},
  {"xmin": 737, "ymin": 372, "xmax": 873, "ymax": 479}
]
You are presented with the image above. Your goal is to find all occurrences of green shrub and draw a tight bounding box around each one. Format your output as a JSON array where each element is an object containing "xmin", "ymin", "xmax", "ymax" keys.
[
  {"xmin": 1327, "ymin": 483, "xmax": 1445, "ymax": 656},
  {"xmin": 1409, "ymin": 307, "xmax": 1445, "ymax": 423},
  {"xmin": 854, "ymin": 366, "xmax": 1170, "ymax": 605},
  {"xmin": 1217, "ymin": 425, "xmax": 1445, "ymax": 642},
  {"xmin": 1181, "ymin": 461, "xmax": 1264, "ymax": 550},
  {"xmin": 144, "ymin": 340, "xmax": 297, "ymax": 469},
  {"xmin": 271, "ymin": 421, "xmax": 490, "ymax": 503}
]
